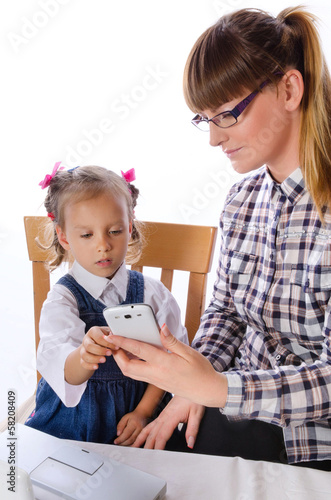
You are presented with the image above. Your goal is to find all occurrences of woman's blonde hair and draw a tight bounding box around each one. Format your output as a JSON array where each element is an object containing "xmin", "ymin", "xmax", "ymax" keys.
[
  {"xmin": 183, "ymin": 7, "xmax": 331, "ymax": 218},
  {"xmin": 41, "ymin": 165, "xmax": 144, "ymax": 269}
]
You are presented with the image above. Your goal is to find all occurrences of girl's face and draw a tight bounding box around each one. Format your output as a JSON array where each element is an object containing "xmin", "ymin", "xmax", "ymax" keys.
[
  {"xmin": 56, "ymin": 192, "xmax": 132, "ymax": 279},
  {"xmin": 202, "ymin": 82, "xmax": 300, "ymax": 182}
]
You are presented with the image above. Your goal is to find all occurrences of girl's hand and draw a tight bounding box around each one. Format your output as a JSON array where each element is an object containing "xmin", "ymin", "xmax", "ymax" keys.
[
  {"xmin": 80, "ymin": 326, "xmax": 114, "ymax": 370},
  {"xmin": 106, "ymin": 325, "xmax": 228, "ymax": 408},
  {"xmin": 114, "ymin": 410, "xmax": 148, "ymax": 446}
]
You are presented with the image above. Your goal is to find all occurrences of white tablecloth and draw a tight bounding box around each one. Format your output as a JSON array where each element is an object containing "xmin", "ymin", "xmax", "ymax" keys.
[
  {"xmin": 82, "ymin": 441, "xmax": 331, "ymax": 500},
  {"xmin": 1, "ymin": 424, "xmax": 331, "ymax": 499}
]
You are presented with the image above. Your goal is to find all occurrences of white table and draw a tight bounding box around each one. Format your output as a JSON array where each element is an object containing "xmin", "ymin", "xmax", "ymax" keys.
[
  {"xmin": 82, "ymin": 440, "xmax": 331, "ymax": 500},
  {"xmin": 1, "ymin": 424, "xmax": 331, "ymax": 499}
]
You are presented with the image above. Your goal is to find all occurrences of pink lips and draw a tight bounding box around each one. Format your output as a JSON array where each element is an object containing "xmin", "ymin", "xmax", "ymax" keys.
[
  {"xmin": 224, "ymin": 147, "xmax": 242, "ymax": 158},
  {"xmin": 96, "ymin": 259, "xmax": 112, "ymax": 268}
]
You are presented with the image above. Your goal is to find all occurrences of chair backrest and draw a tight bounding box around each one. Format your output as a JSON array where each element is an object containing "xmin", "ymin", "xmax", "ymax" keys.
[
  {"xmin": 131, "ymin": 221, "xmax": 217, "ymax": 343},
  {"xmin": 24, "ymin": 217, "xmax": 217, "ymax": 362}
]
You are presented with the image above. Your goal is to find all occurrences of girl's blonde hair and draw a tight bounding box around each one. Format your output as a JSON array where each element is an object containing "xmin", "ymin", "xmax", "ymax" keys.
[
  {"xmin": 183, "ymin": 7, "xmax": 331, "ymax": 218},
  {"xmin": 42, "ymin": 165, "xmax": 143, "ymax": 269}
]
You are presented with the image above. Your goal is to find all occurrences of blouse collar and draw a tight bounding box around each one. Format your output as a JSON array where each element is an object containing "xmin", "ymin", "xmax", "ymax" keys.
[{"xmin": 70, "ymin": 261, "xmax": 128, "ymax": 302}]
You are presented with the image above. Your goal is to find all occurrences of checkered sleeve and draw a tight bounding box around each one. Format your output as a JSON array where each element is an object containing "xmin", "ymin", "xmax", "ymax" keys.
[
  {"xmin": 224, "ymin": 327, "xmax": 331, "ymax": 428},
  {"xmin": 223, "ymin": 273, "xmax": 331, "ymax": 427},
  {"xmin": 224, "ymin": 262, "xmax": 331, "ymax": 426}
]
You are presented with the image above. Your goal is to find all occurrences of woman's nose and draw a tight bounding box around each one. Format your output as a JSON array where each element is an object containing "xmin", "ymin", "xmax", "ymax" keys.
[{"xmin": 209, "ymin": 122, "xmax": 227, "ymax": 147}]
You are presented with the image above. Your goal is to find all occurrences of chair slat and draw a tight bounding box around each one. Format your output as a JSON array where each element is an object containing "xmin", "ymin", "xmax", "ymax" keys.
[
  {"xmin": 185, "ymin": 272, "xmax": 208, "ymax": 343},
  {"xmin": 131, "ymin": 264, "xmax": 143, "ymax": 273},
  {"xmin": 32, "ymin": 261, "xmax": 49, "ymax": 382},
  {"xmin": 160, "ymin": 269, "xmax": 174, "ymax": 291}
]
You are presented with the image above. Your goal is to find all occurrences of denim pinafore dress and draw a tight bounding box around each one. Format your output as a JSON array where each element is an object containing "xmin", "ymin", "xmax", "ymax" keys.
[{"xmin": 25, "ymin": 270, "xmax": 147, "ymax": 443}]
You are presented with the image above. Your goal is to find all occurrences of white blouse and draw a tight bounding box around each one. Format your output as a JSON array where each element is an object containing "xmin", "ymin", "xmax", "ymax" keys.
[{"xmin": 37, "ymin": 262, "xmax": 188, "ymax": 407}]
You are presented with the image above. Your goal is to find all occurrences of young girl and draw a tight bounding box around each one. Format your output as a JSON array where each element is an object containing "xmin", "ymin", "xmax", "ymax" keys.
[
  {"xmin": 107, "ymin": 7, "xmax": 331, "ymax": 469},
  {"xmin": 25, "ymin": 164, "xmax": 188, "ymax": 445}
]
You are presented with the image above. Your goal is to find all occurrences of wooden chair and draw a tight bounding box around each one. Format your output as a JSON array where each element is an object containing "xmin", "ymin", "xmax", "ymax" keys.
[
  {"xmin": 25, "ymin": 216, "xmax": 217, "ymax": 352},
  {"xmin": 0, "ymin": 216, "xmax": 217, "ymax": 430},
  {"xmin": 131, "ymin": 221, "xmax": 217, "ymax": 344}
]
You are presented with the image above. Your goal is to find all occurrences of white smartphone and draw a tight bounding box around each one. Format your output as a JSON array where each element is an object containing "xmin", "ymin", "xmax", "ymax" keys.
[{"xmin": 103, "ymin": 303, "xmax": 163, "ymax": 347}]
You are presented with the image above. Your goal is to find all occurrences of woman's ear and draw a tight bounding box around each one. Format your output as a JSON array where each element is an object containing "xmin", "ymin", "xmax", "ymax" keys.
[
  {"xmin": 56, "ymin": 225, "xmax": 70, "ymax": 251},
  {"xmin": 283, "ymin": 69, "xmax": 304, "ymax": 112}
]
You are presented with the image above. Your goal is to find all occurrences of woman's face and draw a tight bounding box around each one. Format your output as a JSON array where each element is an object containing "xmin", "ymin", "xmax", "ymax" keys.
[{"xmin": 201, "ymin": 82, "xmax": 300, "ymax": 182}]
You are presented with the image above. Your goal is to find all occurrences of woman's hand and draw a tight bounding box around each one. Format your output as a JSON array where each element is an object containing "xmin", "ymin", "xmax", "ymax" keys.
[
  {"xmin": 132, "ymin": 396, "xmax": 205, "ymax": 450},
  {"xmin": 106, "ymin": 325, "xmax": 228, "ymax": 408}
]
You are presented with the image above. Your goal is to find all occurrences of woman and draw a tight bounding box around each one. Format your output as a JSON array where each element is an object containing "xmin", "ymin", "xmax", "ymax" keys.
[{"xmin": 107, "ymin": 6, "xmax": 331, "ymax": 469}]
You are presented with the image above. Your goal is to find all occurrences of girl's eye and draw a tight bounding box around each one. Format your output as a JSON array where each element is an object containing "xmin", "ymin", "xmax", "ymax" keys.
[
  {"xmin": 81, "ymin": 233, "xmax": 92, "ymax": 239},
  {"xmin": 110, "ymin": 230, "xmax": 122, "ymax": 235}
]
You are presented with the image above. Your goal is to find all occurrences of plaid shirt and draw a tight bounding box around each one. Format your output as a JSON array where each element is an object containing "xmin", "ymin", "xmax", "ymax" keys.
[{"xmin": 192, "ymin": 167, "xmax": 331, "ymax": 464}]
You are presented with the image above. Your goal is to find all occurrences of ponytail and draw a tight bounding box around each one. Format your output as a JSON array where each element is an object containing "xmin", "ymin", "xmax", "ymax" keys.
[
  {"xmin": 183, "ymin": 6, "xmax": 331, "ymax": 218},
  {"xmin": 278, "ymin": 8, "xmax": 331, "ymax": 218}
]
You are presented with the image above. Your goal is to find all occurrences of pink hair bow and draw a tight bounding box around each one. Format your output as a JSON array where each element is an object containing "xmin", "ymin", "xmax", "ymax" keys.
[
  {"xmin": 121, "ymin": 168, "xmax": 136, "ymax": 183},
  {"xmin": 39, "ymin": 161, "xmax": 64, "ymax": 189},
  {"xmin": 47, "ymin": 212, "xmax": 55, "ymax": 221}
]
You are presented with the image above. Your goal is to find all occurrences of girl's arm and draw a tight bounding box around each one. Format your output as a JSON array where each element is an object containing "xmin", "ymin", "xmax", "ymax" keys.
[
  {"xmin": 64, "ymin": 326, "xmax": 113, "ymax": 385},
  {"xmin": 134, "ymin": 384, "xmax": 165, "ymax": 419},
  {"xmin": 38, "ymin": 284, "xmax": 114, "ymax": 407},
  {"xmin": 114, "ymin": 384, "xmax": 166, "ymax": 446},
  {"xmin": 37, "ymin": 285, "xmax": 90, "ymax": 406}
]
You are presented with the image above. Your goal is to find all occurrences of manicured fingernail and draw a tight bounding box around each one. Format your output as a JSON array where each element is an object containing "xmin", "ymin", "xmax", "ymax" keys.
[
  {"xmin": 161, "ymin": 324, "xmax": 170, "ymax": 336},
  {"xmin": 187, "ymin": 436, "xmax": 195, "ymax": 449}
]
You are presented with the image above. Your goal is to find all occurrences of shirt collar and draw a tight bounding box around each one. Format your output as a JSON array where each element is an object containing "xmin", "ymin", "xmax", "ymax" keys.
[
  {"xmin": 266, "ymin": 167, "xmax": 305, "ymax": 204},
  {"xmin": 70, "ymin": 261, "xmax": 128, "ymax": 301}
]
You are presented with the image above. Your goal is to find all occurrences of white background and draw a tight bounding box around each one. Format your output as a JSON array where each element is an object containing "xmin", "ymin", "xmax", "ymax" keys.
[{"xmin": 1, "ymin": 0, "xmax": 330, "ymax": 421}]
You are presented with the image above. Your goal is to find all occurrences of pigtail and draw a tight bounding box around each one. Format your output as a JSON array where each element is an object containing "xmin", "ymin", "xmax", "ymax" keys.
[
  {"xmin": 39, "ymin": 173, "xmax": 72, "ymax": 270},
  {"xmin": 36, "ymin": 219, "xmax": 68, "ymax": 271},
  {"xmin": 38, "ymin": 165, "xmax": 145, "ymax": 270},
  {"xmin": 278, "ymin": 7, "xmax": 331, "ymax": 218},
  {"xmin": 125, "ymin": 181, "xmax": 145, "ymax": 264}
]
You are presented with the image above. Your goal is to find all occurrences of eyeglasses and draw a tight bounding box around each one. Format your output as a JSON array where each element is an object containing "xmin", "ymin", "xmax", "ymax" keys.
[{"xmin": 191, "ymin": 79, "xmax": 270, "ymax": 131}]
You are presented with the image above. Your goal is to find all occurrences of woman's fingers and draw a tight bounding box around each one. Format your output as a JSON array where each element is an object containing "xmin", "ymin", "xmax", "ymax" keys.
[
  {"xmin": 106, "ymin": 324, "xmax": 192, "ymax": 365},
  {"xmin": 133, "ymin": 397, "xmax": 205, "ymax": 450},
  {"xmin": 106, "ymin": 324, "xmax": 228, "ymax": 407}
]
